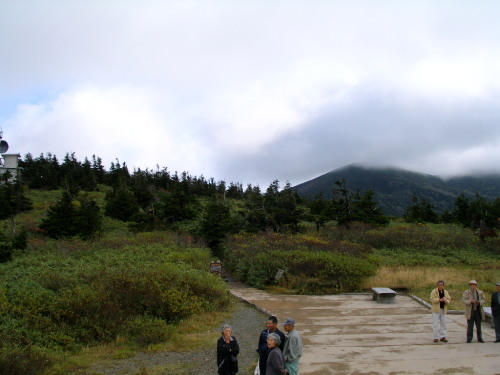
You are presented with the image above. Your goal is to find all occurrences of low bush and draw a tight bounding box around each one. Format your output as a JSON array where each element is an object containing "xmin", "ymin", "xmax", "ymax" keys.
[
  {"xmin": 226, "ymin": 233, "xmax": 376, "ymax": 293},
  {"xmin": 124, "ymin": 316, "xmax": 175, "ymax": 346},
  {"xmin": 0, "ymin": 346, "xmax": 52, "ymax": 375}
]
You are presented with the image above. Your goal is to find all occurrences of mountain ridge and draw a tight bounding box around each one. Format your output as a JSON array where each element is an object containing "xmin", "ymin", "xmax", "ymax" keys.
[{"xmin": 293, "ymin": 164, "xmax": 500, "ymax": 216}]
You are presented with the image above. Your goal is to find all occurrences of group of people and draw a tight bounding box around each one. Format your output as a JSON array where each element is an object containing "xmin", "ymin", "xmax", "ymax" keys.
[
  {"xmin": 217, "ymin": 315, "xmax": 303, "ymax": 375},
  {"xmin": 217, "ymin": 280, "xmax": 500, "ymax": 374},
  {"xmin": 431, "ymin": 280, "xmax": 500, "ymax": 343}
]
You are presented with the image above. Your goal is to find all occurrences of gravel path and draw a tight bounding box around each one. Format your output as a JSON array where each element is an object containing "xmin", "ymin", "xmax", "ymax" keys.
[{"xmin": 89, "ymin": 300, "xmax": 267, "ymax": 375}]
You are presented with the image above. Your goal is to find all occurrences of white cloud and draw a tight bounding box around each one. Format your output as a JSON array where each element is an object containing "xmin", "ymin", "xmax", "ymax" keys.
[
  {"xmin": 2, "ymin": 1, "xmax": 500, "ymax": 186},
  {"xmin": 5, "ymin": 85, "xmax": 212, "ymax": 173}
]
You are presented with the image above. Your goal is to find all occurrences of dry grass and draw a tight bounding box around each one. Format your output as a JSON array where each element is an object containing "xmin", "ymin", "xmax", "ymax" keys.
[
  {"xmin": 151, "ymin": 309, "xmax": 234, "ymax": 352},
  {"xmin": 362, "ymin": 266, "xmax": 500, "ymax": 310}
]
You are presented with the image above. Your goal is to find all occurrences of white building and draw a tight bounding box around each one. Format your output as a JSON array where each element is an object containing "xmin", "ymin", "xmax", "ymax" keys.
[{"xmin": 0, "ymin": 153, "xmax": 21, "ymax": 181}]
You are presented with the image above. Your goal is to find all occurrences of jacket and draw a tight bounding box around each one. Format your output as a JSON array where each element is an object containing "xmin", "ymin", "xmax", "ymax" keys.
[
  {"xmin": 430, "ymin": 288, "xmax": 451, "ymax": 313},
  {"xmin": 283, "ymin": 329, "xmax": 303, "ymax": 364},
  {"xmin": 266, "ymin": 346, "xmax": 285, "ymax": 375},
  {"xmin": 257, "ymin": 329, "xmax": 286, "ymax": 356},
  {"xmin": 217, "ymin": 335, "xmax": 239, "ymax": 375},
  {"xmin": 462, "ymin": 288, "xmax": 486, "ymax": 320},
  {"xmin": 492, "ymin": 291, "xmax": 500, "ymax": 318}
]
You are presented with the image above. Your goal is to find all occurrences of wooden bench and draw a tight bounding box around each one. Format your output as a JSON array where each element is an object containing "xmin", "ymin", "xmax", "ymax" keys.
[
  {"xmin": 483, "ymin": 307, "xmax": 494, "ymax": 328},
  {"xmin": 371, "ymin": 287, "xmax": 397, "ymax": 304}
]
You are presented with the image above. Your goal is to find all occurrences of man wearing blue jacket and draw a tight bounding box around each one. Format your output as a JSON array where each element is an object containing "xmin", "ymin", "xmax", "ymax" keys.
[{"xmin": 257, "ymin": 316, "xmax": 286, "ymax": 375}]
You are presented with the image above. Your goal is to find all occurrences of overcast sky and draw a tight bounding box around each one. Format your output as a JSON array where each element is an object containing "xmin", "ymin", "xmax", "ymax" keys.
[{"xmin": 2, "ymin": 1, "xmax": 500, "ymax": 188}]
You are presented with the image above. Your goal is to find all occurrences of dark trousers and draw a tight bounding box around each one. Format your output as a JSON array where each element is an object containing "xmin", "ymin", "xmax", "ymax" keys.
[
  {"xmin": 494, "ymin": 315, "xmax": 500, "ymax": 341},
  {"xmin": 259, "ymin": 354, "xmax": 267, "ymax": 375},
  {"xmin": 467, "ymin": 309, "xmax": 483, "ymax": 342}
]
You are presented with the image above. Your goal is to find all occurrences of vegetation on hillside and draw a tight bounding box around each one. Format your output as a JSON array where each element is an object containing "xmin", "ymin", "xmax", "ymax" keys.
[
  {"xmin": 0, "ymin": 152, "xmax": 499, "ymax": 373},
  {"xmin": 0, "ymin": 232, "xmax": 230, "ymax": 374}
]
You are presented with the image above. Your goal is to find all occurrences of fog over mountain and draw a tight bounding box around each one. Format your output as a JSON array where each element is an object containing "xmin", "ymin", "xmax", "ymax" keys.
[{"xmin": 293, "ymin": 164, "xmax": 500, "ymax": 216}]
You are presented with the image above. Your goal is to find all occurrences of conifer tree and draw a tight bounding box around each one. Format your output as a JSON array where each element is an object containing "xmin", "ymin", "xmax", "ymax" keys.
[
  {"xmin": 403, "ymin": 194, "xmax": 439, "ymax": 223},
  {"xmin": 198, "ymin": 196, "xmax": 237, "ymax": 257},
  {"xmin": 104, "ymin": 186, "xmax": 140, "ymax": 221},
  {"xmin": 39, "ymin": 191, "xmax": 102, "ymax": 239},
  {"xmin": 0, "ymin": 175, "xmax": 33, "ymax": 220},
  {"xmin": 308, "ymin": 192, "xmax": 332, "ymax": 231},
  {"xmin": 39, "ymin": 191, "xmax": 78, "ymax": 238}
]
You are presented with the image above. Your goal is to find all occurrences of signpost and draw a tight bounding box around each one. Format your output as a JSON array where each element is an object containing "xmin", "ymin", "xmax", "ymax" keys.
[{"xmin": 210, "ymin": 261, "xmax": 222, "ymax": 277}]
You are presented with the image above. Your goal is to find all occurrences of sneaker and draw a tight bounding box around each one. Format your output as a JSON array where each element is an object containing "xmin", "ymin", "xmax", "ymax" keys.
[
  {"xmin": 433, "ymin": 339, "xmax": 438, "ymax": 343},
  {"xmin": 478, "ymin": 339, "xmax": 484, "ymax": 343},
  {"xmin": 440, "ymin": 338, "xmax": 448, "ymax": 342}
]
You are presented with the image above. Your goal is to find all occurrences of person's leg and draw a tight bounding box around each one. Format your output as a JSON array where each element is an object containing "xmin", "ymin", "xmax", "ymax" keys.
[
  {"xmin": 466, "ymin": 318, "xmax": 474, "ymax": 342},
  {"xmin": 472, "ymin": 310, "xmax": 483, "ymax": 341},
  {"xmin": 439, "ymin": 310, "xmax": 447, "ymax": 340},
  {"xmin": 285, "ymin": 361, "xmax": 299, "ymax": 375},
  {"xmin": 432, "ymin": 312, "xmax": 440, "ymax": 340},
  {"xmin": 494, "ymin": 316, "xmax": 500, "ymax": 341},
  {"xmin": 259, "ymin": 355, "xmax": 267, "ymax": 375}
]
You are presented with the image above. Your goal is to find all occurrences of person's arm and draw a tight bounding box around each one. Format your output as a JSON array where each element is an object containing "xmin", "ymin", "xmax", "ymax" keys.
[
  {"xmin": 286, "ymin": 335, "xmax": 300, "ymax": 362},
  {"xmin": 430, "ymin": 289, "xmax": 440, "ymax": 305},
  {"xmin": 287, "ymin": 334, "xmax": 303, "ymax": 362},
  {"xmin": 218, "ymin": 337, "xmax": 231, "ymax": 355},
  {"xmin": 257, "ymin": 332, "xmax": 263, "ymax": 353},
  {"xmin": 444, "ymin": 290, "xmax": 451, "ymax": 304},
  {"xmin": 231, "ymin": 337, "xmax": 240, "ymax": 356},
  {"xmin": 462, "ymin": 290, "xmax": 472, "ymax": 306}
]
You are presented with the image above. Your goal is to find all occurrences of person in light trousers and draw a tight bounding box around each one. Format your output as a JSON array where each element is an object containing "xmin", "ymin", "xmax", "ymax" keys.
[{"xmin": 430, "ymin": 280, "xmax": 451, "ymax": 343}]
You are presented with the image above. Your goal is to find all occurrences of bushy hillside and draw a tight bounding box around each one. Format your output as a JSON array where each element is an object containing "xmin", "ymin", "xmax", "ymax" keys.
[{"xmin": 0, "ymin": 232, "xmax": 231, "ymax": 374}]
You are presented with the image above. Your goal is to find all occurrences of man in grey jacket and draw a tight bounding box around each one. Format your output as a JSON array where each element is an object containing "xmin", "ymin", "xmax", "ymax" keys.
[
  {"xmin": 462, "ymin": 280, "xmax": 486, "ymax": 343},
  {"xmin": 282, "ymin": 318, "xmax": 303, "ymax": 375}
]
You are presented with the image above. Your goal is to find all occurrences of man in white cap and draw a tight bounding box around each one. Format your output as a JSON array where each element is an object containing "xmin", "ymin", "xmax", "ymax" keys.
[
  {"xmin": 462, "ymin": 280, "xmax": 485, "ymax": 343},
  {"xmin": 491, "ymin": 281, "xmax": 500, "ymax": 343},
  {"xmin": 282, "ymin": 318, "xmax": 303, "ymax": 375}
]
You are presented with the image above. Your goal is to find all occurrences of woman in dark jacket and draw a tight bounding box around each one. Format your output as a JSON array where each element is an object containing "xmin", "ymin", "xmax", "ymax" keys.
[
  {"xmin": 266, "ymin": 333, "xmax": 286, "ymax": 375},
  {"xmin": 217, "ymin": 324, "xmax": 240, "ymax": 375}
]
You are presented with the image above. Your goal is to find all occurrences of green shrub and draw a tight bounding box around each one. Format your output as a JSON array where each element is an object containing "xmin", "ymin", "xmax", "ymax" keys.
[
  {"xmin": 226, "ymin": 233, "xmax": 376, "ymax": 293},
  {"xmin": 0, "ymin": 346, "xmax": 52, "ymax": 375},
  {"xmin": 0, "ymin": 236, "xmax": 232, "ymax": 368},
  {"xmin": 124, "ymin": 316, "xmax": 175, "ymax": 346}
]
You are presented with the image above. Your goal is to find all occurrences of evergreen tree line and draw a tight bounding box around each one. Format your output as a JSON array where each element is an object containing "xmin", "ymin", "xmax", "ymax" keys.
[
  {"xmin": 403, "ymin": 192, "xmax": 500, "ymax": 231},
  {"xmin": 1, "ymin": 153, "xmax": 499, "ymax": 260}
]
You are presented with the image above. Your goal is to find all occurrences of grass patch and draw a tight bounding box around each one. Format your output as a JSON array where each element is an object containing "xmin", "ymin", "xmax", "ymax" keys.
[{"xmin": 133, "ymin": 362, "xmax": 196, "ymax": 375}]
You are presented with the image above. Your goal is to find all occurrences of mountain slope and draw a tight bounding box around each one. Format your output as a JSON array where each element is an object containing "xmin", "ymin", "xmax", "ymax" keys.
[{"xmin": 293, "ymin": 165, "xmax": 500, "ymax": 216}]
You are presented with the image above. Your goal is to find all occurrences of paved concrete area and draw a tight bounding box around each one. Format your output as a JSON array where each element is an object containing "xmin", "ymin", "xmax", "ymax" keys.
[{"xmin": 229, "ymin": 283, "xmax": 499, "ymax": 375}]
